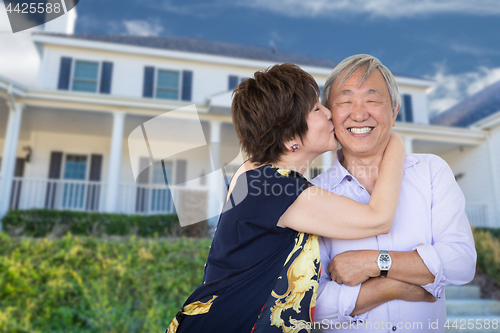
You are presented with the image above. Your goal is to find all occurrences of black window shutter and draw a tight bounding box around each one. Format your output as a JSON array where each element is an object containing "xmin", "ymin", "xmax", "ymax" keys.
[
  {"xmin": 57, "ymin": 57, "xmax": 72, "ymax": 90},
  {"xmin": 135, "ymin": 157, "xmax": 151, "ymax": 213},
  {"xmin": 89, "ymin": 154, "xmax": 103, "ymax": 181},
  {"xmin": 45, "ymin": 152, "xmax": 63, "ymax": 209},
  {"xmin": 143, "ymin": 66, "xmax": 155, "ymax": 98},
  {"xmin": 48, "ymin": 152, "xmax": 63, "ymax": 179},
  {"xmin": 403, "ymin": 94, "xmax": 413, "ymax": 123},
  {"xmin": 86, "ymin": 154, "xmax": 103, "ymax": 211},
  {"xmin": 181, "ymin": 70, "xmax": 193, "ymax": 101},
  {"xmin": 175, "ymin": 159, "xmax": 187, "ymax": 185},
  {"xmin": 228, "ymin": 75, "xmax": 238, "ymax": 91},
  {"xmin": 100, "ymin": 62, "xmax": 113, "ymax": 94}
]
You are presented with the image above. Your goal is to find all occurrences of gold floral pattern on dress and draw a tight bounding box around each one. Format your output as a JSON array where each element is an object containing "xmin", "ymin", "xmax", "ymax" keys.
[
  {"xmin": 271, "ymin": 165, "xmax": 291, "ymax": 177},
  {"xmin": 165, "ymin": 295, "xmax": 218, "ymax": 332},
  {"xmin": 268, "ymin": 233, "xmax": 320, "ymax": 332}
]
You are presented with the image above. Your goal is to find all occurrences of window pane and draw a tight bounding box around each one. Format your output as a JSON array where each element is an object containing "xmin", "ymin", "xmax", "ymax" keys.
[
  {"xmin": 73, "ymin": 80, "xmax": 98, "ymax": 92},
  {"xmin": 64, "ymin": 155, "xmax": 87, "ymax": 180},
  {"xmin": 157, "ymin": 70, "xmax": 179, "ymax": 89},
  {"xmin": 156, "ymin": 89, "xmax": 179, "ymax": 100},
  {"xmin": 74, "ymin": 61, "xmax": 99, "ymax": 80},
  {"xmin": 152, "ymin": 161, "xmax": 173, "ymax": 184}
]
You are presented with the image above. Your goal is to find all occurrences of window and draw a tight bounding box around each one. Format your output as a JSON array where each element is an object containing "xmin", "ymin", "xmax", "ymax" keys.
[
  {"xmin": 64, "ymin": 155, "xmax": 87, "ymax": 180},
  {"xmin": 228, "ymin": 75, "xmax": 250, "ymax": 90},
  {"xmin": 156, "ymin": 70, "xmax": 180, "ymax": 100},
  {"xmin": 151, "ymin": 161, "xmax": 174, "ymax": 212},
  {"xmin": 62, "ymin": 154, "xmax": 88, "ymax": 209},
  {"xmin": 396, "ymin": 94, "xmax": 413, "ymax": 123},
  {"xmin": 72, "ymin": 61, "xmax": 99, "ymax": 92}
]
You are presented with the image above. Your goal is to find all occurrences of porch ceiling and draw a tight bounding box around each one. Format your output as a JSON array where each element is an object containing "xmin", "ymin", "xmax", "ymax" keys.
[{"xmin": 21, "ymin": 107, "xmax": 114, "ymax": 139}]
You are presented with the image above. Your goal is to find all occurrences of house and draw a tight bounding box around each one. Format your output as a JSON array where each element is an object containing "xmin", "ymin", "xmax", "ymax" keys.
[
  {"xmin": 0, "ymin": 11, "xmax": 496, "ymax": 228},
  {"xmin": 431, "ymin": 81, "xmax": 500, "ymax": 230}
]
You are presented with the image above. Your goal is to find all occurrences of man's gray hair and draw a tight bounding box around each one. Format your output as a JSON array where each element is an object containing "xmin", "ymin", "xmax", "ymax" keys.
[{"xmin": 320, "ymin": 54, "xmax": 401, "ymax": 113}]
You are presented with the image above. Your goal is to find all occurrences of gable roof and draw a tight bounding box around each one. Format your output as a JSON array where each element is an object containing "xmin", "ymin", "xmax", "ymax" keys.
[
  {"xmin": 431, "ymin": 80, "xmax": 500, "ymax": 127},
  {"xmin": 34, "ymin": 32, "xmax": 341, "ymax": 69}
]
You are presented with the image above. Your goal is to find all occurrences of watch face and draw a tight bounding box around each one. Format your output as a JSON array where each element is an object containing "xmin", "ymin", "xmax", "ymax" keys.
[{"xmin": 379, "ymin": 254, "xmax": 391, "ymax": 269}]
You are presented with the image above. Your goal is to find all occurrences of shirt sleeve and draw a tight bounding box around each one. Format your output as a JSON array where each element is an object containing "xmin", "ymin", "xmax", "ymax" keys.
[
  {"xmin": 414, "ymin": 155, "xmax": 477, "ymax": 298},
  {"xmin": 314, "ymin": 236, "xmax": 367, "ymax": 325}
]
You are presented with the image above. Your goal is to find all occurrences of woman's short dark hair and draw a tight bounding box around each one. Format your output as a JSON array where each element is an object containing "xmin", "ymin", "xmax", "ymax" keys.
[{"xmin": 231, "ymin": 63, "xmax": 319, "ymax": 164}]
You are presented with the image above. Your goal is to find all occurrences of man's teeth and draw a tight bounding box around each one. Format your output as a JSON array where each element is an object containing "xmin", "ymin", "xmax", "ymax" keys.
[{"xmin": 348, "ymin": 127, "xmax": 373, "ymax": 134}]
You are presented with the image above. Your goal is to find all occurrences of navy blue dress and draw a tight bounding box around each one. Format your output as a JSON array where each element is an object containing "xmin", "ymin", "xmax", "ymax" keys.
[{"xmin": 166, "ymin": 164, "xmax": 321, "ymax": 333}]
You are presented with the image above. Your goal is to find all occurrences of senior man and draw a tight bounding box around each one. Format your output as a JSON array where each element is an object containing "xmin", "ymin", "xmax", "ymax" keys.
[{"xmin": 311, "ymin": 54, "xmax": 476, "ymax": 333}]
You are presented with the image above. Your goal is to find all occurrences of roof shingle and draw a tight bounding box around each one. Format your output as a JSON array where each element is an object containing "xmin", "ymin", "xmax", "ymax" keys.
[{"xmin": 430, "ymin": 80, "xmax": 500, "ymax": 127}]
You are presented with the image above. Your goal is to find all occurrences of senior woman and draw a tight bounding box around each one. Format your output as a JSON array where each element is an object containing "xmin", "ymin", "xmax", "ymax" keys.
[{"xmin": 165, "ymin": 63, "xmax": 405, "ymax": 333}]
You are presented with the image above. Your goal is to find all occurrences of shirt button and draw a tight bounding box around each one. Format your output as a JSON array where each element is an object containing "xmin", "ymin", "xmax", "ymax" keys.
[
  {"xmin": 347, "ymin": 176, "xmax": 352, "ymax": 182},
  {"xmin": 392, "ymin": 326, "xmax": 397, "ymax": 331}
]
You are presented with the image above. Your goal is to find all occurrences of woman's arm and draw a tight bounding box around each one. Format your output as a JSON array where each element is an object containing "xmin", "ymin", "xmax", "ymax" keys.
[{"xmin": 278, "ymin": 132, "xmax": 405, "ymax": 240}]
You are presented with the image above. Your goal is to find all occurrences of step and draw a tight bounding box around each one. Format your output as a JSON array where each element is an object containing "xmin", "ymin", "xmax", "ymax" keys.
[
  {"xmin": 445, "ymin": 316, "xmax": 500, "ymax": 333},
  {"xmin": 445, "ymin": 285, "xmax": 481, "ymax": 299},
  {"xmin": 446, "ymin": 300, "xmax": 500, "ymax": 316}
]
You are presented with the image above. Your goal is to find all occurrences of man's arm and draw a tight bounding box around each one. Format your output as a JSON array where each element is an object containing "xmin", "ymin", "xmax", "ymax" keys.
[
  {"xmin": 350, "ymin": 277, "xmax": 437, "ymax": 316},
  {"xmin": 316, "ymin": 238, "xmax": 437, "ymax": 324},
  {"xmin": 329, "ymin": 156, "xmax": 477, "ymax": 297},
  {"xmin": 328, "ymin": 249, "xmax": 434, "ymax": 287}
]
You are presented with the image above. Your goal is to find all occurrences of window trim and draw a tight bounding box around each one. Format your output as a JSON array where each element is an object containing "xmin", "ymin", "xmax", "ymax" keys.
[
  {"xmin": 62, "ymin": 153, "xmax": 90, "ymax": 181},
  {"xmin": 155, "ymin": 68, "xmax": 182, "ymax": 100},
  {"xmin": 70, "ymin": 59, "xmax": 102, "ymax": 93}
]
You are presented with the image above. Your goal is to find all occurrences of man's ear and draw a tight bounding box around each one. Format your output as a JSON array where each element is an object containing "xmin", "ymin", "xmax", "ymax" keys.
[{"xmin": 392, "ymin": 106, "xmax": 400, "ymax": 127}]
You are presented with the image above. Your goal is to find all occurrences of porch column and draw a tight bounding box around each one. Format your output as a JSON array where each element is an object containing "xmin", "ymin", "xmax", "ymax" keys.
[
  {"xmin": 0, "ymin": 104, "xmax": 24, "ymax": 225},
  {"xmin": 207, "ymin": 120, "xmax": 223, "ymax": 226},
  {"xmin": 403, "ymin": 136, "xmax": 413, "ymax": 154},
  {"xmin": 321, "ymin": 151, "xmax": 334, "ymax": 172},
  {"xmin": 105, "ymin": 111, "xmax": 125, "ymax": 213}
]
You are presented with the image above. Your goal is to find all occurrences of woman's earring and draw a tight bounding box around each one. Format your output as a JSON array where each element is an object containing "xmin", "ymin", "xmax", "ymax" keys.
[{"xmin": 290, "ymin": 144, "xmax": 299, "ymax": 152}]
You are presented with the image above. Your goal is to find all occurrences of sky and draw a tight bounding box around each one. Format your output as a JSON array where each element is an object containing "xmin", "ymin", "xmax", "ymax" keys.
[{"xmin": 1, "ymin": 0, "xmax": 500, "ymax": 117}]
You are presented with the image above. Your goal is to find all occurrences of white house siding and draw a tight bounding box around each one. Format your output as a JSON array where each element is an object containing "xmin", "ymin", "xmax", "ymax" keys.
[
  {"xmin": 38, "ymin": 45, "xmax": 278, "ymax": 103},
  {"xmin": 399, "ymin": 86, "xmax": 430, "ymax": 125},
  {"xmin": 488, "ymin": 125, "xmax": 500, "ymax": 226},
  {"xmin": 26, "ymin": 131, "xmax": 112, "ymax": 180},
  {"xmin": 441, "ymin": 142, "xmax": 498, "ymax": 228}
]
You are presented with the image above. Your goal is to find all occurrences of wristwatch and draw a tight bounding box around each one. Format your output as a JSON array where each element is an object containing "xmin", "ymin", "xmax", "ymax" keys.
[{"xmin": 376, "ymin": 250, "xmax": 392, "ymax": 277}]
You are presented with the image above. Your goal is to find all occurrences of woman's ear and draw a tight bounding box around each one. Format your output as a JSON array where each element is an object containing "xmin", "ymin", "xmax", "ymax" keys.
[{"xmin": 283, "ymin": 139, "xmax": 300, "ymax": 152}]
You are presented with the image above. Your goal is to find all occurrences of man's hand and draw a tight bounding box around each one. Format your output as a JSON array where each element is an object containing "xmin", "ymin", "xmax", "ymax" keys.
[{"xmin": 329, "ymin": 250, "xmax": 380, "ymax": 286}]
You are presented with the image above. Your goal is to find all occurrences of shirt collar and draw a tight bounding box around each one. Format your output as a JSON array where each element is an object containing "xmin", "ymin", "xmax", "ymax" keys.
[{"xmin": 313, "ymin": 150, "xmax": 420, "ymax": 190}]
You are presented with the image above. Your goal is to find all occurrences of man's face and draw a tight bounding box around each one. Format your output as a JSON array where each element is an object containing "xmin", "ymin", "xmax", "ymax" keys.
[{"xmin": 328, "ymin": 68, "xmax": 398, "ymax": 157}]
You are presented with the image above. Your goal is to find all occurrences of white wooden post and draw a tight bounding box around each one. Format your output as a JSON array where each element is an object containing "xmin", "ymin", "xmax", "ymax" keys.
[
  {"xmin": 105, "ymin": 111, "xmax": 125, "ymax": 213},
  {"xmin": 0, "ymin": 104, "xmax": 24, "ymax": 225}
]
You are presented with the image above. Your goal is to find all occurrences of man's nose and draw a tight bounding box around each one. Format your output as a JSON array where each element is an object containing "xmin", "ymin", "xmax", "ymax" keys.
[{"xmin": 350, "ymin": 101, "xmax": 369, "ymax": 122}]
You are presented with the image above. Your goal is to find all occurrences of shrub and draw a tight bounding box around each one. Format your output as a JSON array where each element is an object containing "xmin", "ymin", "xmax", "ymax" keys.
[
  {"xmin": 473, "ymin": 228, "xmax": 500, "ymax": 285},
  {"xmin": 2, "ymin": 209, "xmax": 208, "ymax": 238},
  {"xmin": 0, "ymin": 233, "xmax": 211, "ymax": 333}
]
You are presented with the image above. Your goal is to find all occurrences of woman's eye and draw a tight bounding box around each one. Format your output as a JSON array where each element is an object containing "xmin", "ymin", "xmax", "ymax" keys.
[{"xmin": 315, "ymin": 108, "xmax": 320, "ymax": 111}]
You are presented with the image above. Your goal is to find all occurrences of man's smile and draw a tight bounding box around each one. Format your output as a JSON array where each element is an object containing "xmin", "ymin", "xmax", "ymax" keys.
[{"xmin": 347, "ymin": 126, "xmax": 374, "ymax": 134}]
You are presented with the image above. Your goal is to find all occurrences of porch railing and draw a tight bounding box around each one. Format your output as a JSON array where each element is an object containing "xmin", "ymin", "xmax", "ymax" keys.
[
  {"xmin": 4, "ymin": 177, "xmax": 208, "ymax": 216},
  {"xmin": 465, "ymin": 204, "xmax": 489, "ymax": 227},
  {"xmin": 9, "ymin": 177, "xmax": 107, "ymax": 212}
]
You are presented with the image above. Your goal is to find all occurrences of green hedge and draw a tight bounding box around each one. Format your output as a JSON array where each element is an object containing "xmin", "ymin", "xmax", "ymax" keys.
[
  {"xmin": 0, "ymin": 233, "xmax": 211, "ymax": 333},
  {"xmin": 473, "ymin": 228, "xmax": 500, "ymax": 285},
  {"xmin": 2, "ymin": 209, "xmax": 208, "ymax": 238}
]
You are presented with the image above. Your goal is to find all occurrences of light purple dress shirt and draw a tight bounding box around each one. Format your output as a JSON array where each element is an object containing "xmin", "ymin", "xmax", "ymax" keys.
[{"xmin": 311, "ymin": 152, "xmax": 476, "ymax": 333}]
